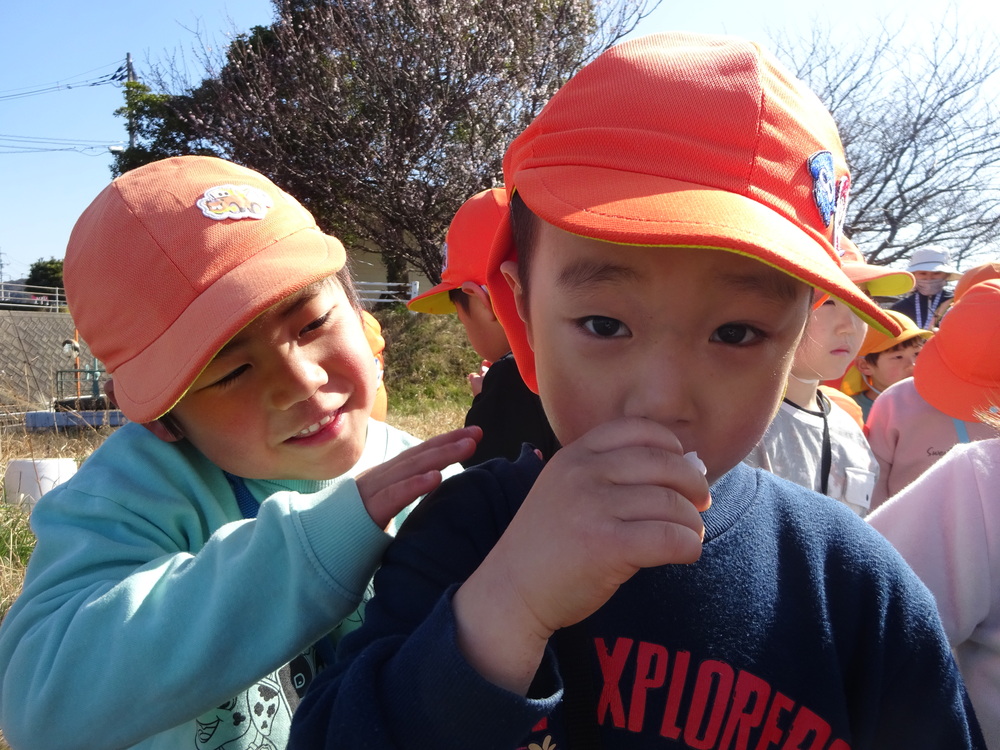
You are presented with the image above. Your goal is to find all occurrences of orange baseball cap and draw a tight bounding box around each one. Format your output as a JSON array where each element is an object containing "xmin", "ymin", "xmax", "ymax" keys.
[
  {"xmin": 64, "ymin": 155, "xmax": 347, "ymax": 423},
  {"xmin": 839, "ymin": 310, "xmax": 932, "ymax": 395},
  {"xmin": 953, "ymin": 260, "xmax": 1000, "ymax": 302},
  {"xmin": 407, "ymin": 188, "xmax": 509, "ymax": 314},
  {"xmin": 859, "ymin": 309, "xmax": 933, "ymax": 357},
  {"xmin": 486, "ymin": 33, "xmax": 900, "ymax": 392},
  {"xmin": 840, "ymin": 239, "xmax": 914, "ymax": 298},
  {"xmin": 914, "ymin": 279, "xmax": 1000, "ymax": 421}
]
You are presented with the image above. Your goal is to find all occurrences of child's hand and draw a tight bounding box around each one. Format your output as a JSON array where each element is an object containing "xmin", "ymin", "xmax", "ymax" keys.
[
  {"xmin": 468, "ymin": 360, "xmax": 491, "ymax": 397},
  {"xmin": 453, "ymin": 417, "xmax": 710, "ymax": 693},
  {"xmin": 356, "ymin": 425, "xmax": 482, "ymax": 529}
]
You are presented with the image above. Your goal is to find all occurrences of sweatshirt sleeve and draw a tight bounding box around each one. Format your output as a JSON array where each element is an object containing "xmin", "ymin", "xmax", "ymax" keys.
[{"xmin": 0, "ymin": 430, "xmax": 391, "ymax": 750}]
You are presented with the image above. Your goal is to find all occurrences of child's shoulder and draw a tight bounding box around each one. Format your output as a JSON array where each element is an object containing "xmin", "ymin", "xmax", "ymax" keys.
[{"xmin": 403, "ymin": 447, "xmax": 544, "ymax": 535}]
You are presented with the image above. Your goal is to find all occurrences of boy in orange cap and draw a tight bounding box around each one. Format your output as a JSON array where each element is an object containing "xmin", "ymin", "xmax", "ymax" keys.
[
  {"xmin": 0, "ymin": 156, "xmax": 479, "ymax": 749},
  {"xmin": 293, "ymin": 33, "xmax": 983, "ymax": 748},
  {"xmin": 408, "ymin": 188, "xmax": 558, "ymax": 465},
  {"xmin": 841, "ymin": 309, "xmax": 933, "ymax": 420}
]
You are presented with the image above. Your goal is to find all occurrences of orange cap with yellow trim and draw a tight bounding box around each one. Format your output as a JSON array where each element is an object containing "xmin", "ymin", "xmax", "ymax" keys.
[
  {"xmin": 64, "ymin": 156, "xmax": 347, "ymax": 423},
  {"xmin": 486, "ymin": 32, "xmax": 900, "ymax": 393}
]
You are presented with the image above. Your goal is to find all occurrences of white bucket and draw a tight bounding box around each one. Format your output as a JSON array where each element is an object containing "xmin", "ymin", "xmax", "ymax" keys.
[{"xmin": 3, "ymin": 458, "xmax": 78, "ymax": 509}]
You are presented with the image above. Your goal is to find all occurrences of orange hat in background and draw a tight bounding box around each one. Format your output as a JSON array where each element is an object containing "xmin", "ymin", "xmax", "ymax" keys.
[
  {"xmin": 839, "ymin": 239, "xmax": 914, "ymax": 298},
  {"xmin": 914, "ymin": 279, "xmax": 1000, "ymax": 421},
  {"xmin": 859, "ymin": 310, "xmax": 934, "ymax": 358},
  {"xmin": 407, "ymin": 188, "xmax": 509, "ymax": 314},
  {"xmin": 64, "ymin": 155, "xmax": 347, "ymax": 423},
  {"xmin": 953, "ymin": 260, "xmax": 1000, "ymax": 302},
  {"xmin": 839, "ymin": 310, "xmax": 933, "ymax": 396},
  {"xmin": 486, "ymin": 33, "xmax": 900, "ymax": 393}
]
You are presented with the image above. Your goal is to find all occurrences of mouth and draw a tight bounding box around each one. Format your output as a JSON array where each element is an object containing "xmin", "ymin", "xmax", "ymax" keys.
[
  {"xmin": 296, "ymin": 414, "xmax": 334, "ymax": 437},
  {"xmin": 285, "ymin": 408, "xmax": 343, "ymax": 444}
]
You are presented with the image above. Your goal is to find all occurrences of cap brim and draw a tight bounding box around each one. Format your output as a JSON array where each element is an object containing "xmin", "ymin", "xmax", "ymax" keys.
[
  {"xmin": 842, "ymin": 263, "xmax": 914, "ymax": 297},
  {"xmin": 406, "ymin": 283, "xmax": 456, "ymax": 314},
  {"xmin": 914, "ymin": 337, "xmax": 1000, "ymax": 421},
  {"xmin": 489, "ymin": 168, "xmax": 901, "ymax": 393},
  {"xmin": 110, "ymin": 227, "xmax": 346, "ymax": 422},
  {"xmin": 906, "ymin": 262, "xmax": 962, "ymax": 279},
  {"xmin": 866, "ymin": 327, "xmax": 932, "ymax": 356}
]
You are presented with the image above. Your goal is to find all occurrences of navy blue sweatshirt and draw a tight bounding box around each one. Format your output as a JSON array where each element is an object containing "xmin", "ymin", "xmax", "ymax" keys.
[{"xmin": 291, "ymin": 452, "xmax": 984, "ymax": 749}]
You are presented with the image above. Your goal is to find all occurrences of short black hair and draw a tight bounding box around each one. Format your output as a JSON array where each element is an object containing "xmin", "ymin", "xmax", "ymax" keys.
[
  {"xmin": 509, "ymin": 192, "xmax": 539, "ymax": 306},
  {"xmin": 448, "ymin": 287, "xmax": 471, "ymax": 313},
  {"xmin": 863, "ymin": 335, "xmax": 923, "ymax": 365}
]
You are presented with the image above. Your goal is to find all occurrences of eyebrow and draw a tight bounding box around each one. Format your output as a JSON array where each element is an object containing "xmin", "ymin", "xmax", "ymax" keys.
[
  {"xmin": 556, "ymin": 259, "xmax": 639, "ymax": 291},
  {"xmin": 715, "ymin": 268, "xmax": 804, "ymax": 303},
  {"xmin": 556, "ymin": 255, "xmax": 804, "ymax": 303}
]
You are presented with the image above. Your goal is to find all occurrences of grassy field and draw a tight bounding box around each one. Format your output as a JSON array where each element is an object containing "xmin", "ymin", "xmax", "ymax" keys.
[{"xmin": 0, "ymin": 305, "xmax": 477, "ymax": 746}]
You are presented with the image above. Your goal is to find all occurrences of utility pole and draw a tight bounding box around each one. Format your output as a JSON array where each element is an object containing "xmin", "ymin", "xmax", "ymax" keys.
[{"xmin": 126, "ymin": 52, "xmax": 137, "ymax": 149}]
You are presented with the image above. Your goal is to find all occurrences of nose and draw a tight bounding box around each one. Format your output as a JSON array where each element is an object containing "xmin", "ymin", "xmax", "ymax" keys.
[
  {"xmin": 622, "ymin": 340, "xmax": 694, "ymax": 427},
  {"xmin": 270, "ymin": 347, "xmax": 328, "ymax": 410}
]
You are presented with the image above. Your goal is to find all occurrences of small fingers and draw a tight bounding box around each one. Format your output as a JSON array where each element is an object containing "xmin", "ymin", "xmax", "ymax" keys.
[
  {"xmin": 363, "ymin": 470, "xmax": 443, "ymax": 530},
  {"xmin": 614, "ymin": 519, "xmax": 705, "ymax": 568}
]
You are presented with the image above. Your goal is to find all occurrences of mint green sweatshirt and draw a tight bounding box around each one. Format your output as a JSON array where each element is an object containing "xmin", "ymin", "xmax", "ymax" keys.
[{"xmin": 0, "ymin": 419, "xmax": 444, "ymax": 749}]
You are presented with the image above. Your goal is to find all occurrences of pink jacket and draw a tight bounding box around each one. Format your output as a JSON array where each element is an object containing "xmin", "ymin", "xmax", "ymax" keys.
[{"xmin": 864, "ymin": 377, "xmax": 994, "ymax": 510}]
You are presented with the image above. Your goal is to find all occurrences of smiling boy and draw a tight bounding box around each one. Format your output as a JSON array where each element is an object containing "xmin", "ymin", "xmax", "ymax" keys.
[
  {"xmin": 291, "ymin": 33, "xmax": 984, "ymax": 749},
  {"xmin": 0, "ymin": 156, "xmax": 478, "ymax": 750}
]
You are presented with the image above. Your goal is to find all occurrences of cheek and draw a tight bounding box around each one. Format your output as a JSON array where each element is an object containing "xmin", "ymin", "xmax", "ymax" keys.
[{"xmin": 532, "ymin": 336, "xmax": 606, "ymax": 446}]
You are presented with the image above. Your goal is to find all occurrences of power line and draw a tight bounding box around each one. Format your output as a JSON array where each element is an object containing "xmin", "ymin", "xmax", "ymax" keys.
[
  {"xmin": 0, "ymin": 134, "xmax": 125, "ymax": 156},
  {"xmin": 0, "ymin": 60, "xmax": 128, "ymax": 103}
]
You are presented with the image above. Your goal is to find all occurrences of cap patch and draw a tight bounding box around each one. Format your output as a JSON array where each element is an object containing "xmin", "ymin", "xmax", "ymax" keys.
[
  {"xmin": 196, "ymin": 184, "xmax": 274, "ymax": 221},
  {"xmin": 808, "ymin": 151, "xmax": 836, "ymax": 226},
  {"xmin": 440, "ymin": 241, "xmax": 449, "ymax": 275}
]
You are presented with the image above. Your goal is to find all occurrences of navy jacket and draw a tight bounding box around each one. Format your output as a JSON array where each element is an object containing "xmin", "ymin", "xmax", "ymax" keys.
[{"xmin": 292, "ymin": 452, "xmax": 984, "ymax": 749}]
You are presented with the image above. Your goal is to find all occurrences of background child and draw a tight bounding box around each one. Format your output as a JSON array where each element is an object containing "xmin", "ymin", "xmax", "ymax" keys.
[
  {"xmin": 0, "ymin": 156, "xmax": 478, "ymax": 750},
  {"xmin": 865, "ymin": 280, "xmax": 1000, "ymax": 510},
  {"xmin": 744, "ymin": 293, "xmax": 878, "ymax": 516},
  {"xmin": 868, "ymin": 285, "xmax": 1000, "ymax": 746},
  {"xmin": 407, "ymin": 187, "xmax": 558, "ymax": 466},
  {"xmin": 817, "ymin": 240, "xmax": 913, "ymax": 428},
  {"xmin": 890, "ymin": 246, "xmax": 961, "ymax": 330},
  {"xmin": 840, "ymin": 309, "xmax": 932, "ymax": 420},
  {"xmin": 292, "ymin": 33, "xmax": 982, "ymax": 749}
]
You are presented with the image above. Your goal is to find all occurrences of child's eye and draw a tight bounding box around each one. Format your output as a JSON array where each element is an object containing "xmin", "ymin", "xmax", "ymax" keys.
[
  {"xmin": 211, "ymin": 364, "xmax": 250, "ymax": 389},
  {"xmin": 301, "ymin": 311, "xmax": 331, "ymax": 336},
  {"xmin": 711, "ymin": 323, "xmax": 763, "ymax": 345},
  {"xmin": 580, "ymin": 316, "xmax": 629, "ymax": 338}
]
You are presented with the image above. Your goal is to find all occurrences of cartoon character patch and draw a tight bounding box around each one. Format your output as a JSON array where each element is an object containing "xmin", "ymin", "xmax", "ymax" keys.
[
  {"xmin": 196, "ymin": 184, "xmax": 274, "ymax": 221},
  {"xmin": 808, "ymin": 151, "xmax": 836, "ymax": 227}
]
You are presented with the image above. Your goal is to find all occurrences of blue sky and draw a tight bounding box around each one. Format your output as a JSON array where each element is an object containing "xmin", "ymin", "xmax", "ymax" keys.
[{"xmin": 1, "ymin": 0, "xmax": 992, "ymax": 281}]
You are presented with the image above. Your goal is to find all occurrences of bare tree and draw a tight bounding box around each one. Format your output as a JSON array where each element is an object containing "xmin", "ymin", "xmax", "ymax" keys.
[
  {"xmin": 141, "ymin": 0, "xmax": 655, "ymax": 283},
  {"xmin": 774, "ymin": 18, "xmax": 1000, "ymax": 268}
]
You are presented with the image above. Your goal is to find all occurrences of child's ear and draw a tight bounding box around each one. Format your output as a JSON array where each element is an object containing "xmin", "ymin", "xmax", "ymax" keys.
[
  {"xmin": 856, "ymin": 356, "xmax": 875, "ymax": 378},
  {"xmin": 500, "ymin": 260, "xmax": 533, "ymax": 348},
  {"xmin": 107, "ymin": 378, "xmax": 185, "ymax": 442},
  {"xmin": 459, "ymin": 281, "xmax": 497, "ymax": 322},
  {"xmin": 141, "ymin": 415, "xmax": 186, "ymax": 443}
]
